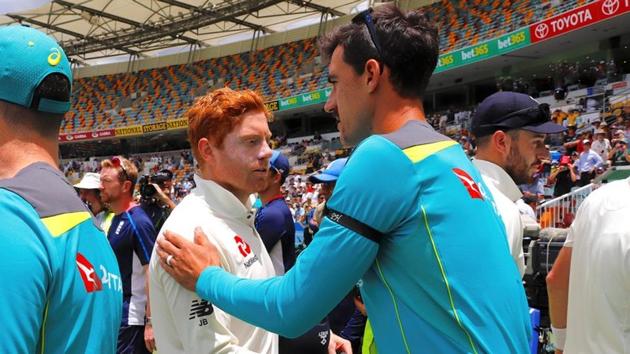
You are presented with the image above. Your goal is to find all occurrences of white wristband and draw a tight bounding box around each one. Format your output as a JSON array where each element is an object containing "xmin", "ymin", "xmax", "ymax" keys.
[{"xmin": 551, "ymin": 326, "xmax": 566, "ymax": 350}]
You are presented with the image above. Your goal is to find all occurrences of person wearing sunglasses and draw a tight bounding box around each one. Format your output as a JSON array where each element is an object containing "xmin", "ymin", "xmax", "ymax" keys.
[
  {"xmin": 100, "ymin": 156, "xmax": 157, "ymax": 354},
  {"xmin": 0, "ymin": 25, "xmax": 122, "ymax": 353},
  {"xmin": 157, "ymin": 4, "xmax": 531, "ymax": 353},
  {"xmin": 471, "ymin": 91, "xmax": 566, "ymax": 277}
]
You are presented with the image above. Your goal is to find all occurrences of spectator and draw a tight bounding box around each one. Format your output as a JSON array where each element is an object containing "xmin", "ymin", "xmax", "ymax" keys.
[
  {"xmin": 100, "ymin": 156, "xmax": 157, "ymax": 354},
  {"xmin": 0, "ymin": 25, "xmax": 122, "ymax": 354},
  {"xmin": 612, "ymin": 129, "xmax": 626, "ymax": 144},
  {"xmin": 575, "ymin": 140, "xmax": 604, "ymax": 186},
  {"xmin": 308, "ymin": 158, "xmax": 348, "ymax": 235},
  {"xmin": 608, "ymin": 139, "xmax": 630, "ymax": 166},
  {"xmin": 547, "ymin": 156, "xmax": 578, "ymax": 197},
  {"xmin": 546, "ymin": 177, "xmax": 630, "ymax": 353},
  {"xmin": 591, "ymin": 129, "xmax": 611, "ymax": 162},
  {"xmin": 74, "ymin": 172, "xmax": 115, "ymax": 232},
  {"xmin": 563, "ymin": 125, "xmax": 579, "ymax": 155}
]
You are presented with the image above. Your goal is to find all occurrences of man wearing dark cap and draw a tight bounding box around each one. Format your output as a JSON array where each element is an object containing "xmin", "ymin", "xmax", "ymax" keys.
[
  {"xmin": 0, "ymin": 25, "xmax": 122, "ymax": 353},
  {"xmin": 140, "ymin": 168, "xmax": 176, "ymax": 232},
  {"xmin": 471, "ymin": 91, "xmax": 566, "ymax": 276},
  {"xmin": 563, "ymin": 125, "xmax": 579, "ymax": 155},
  {"xmin": 256, "ymin": 150, "xmax": 295, "ymax": 276}
]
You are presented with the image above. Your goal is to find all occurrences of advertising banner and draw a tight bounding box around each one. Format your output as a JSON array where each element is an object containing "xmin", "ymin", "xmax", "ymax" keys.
[
  {"xmin": 530, "ymin": 0, "xmax": 630, "ymax": 43},
  {"xmin": 115, "ymin": 125, "xmax": 143, "ymax": 137},
  {"xmin": 435, "ymin": 28, "xmax": 531, "ymax": 73},
  {"xmin": 59, "ymin": 129, "xmax": 115, "ymax": 142},
  {"xmin": 277, "ymin": 87, "xmax": 332, "ymax": 111}
]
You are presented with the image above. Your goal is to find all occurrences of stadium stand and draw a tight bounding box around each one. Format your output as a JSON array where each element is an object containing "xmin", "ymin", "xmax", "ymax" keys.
[{"xmin": 61, "ymin": 0, "xmax": 593, "ymax": 135}]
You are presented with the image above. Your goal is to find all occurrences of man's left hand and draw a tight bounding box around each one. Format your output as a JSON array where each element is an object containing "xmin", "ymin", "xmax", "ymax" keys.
[
  {"xmin": 157, "ymin": 227, "xmax": 221, "ymax": 291},
  {"xmin": 144, "ymin": 323, "xmax": 156, "ymax": 352}
]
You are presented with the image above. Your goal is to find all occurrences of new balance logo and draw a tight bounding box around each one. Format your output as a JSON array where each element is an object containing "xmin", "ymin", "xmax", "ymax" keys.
[
  {"xmin": 189, "ymin": 299, "xmax": 213, "ymax": 326},
  {"xmin": 76, "ymin": 253, "xmax": 103, "ymax": 293}
]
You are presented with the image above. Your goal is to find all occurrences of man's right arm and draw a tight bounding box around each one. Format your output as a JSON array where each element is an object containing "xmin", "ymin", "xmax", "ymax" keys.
[
  {"xmin": 0, "ymin": 193, "xmax": 50, "ymax": 353},
  {"xmin": 546, "ymin": 195, "xmax": 586, "ymax": 352},
  {"xmin": 193, "ymin": 136, "xmax": 416, "ymax": 337}
]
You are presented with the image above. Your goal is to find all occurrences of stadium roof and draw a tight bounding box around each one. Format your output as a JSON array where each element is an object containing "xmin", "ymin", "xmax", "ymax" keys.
[{"xmin": 0, "ymin": 0, "xmax": 369, "ymax": 65}]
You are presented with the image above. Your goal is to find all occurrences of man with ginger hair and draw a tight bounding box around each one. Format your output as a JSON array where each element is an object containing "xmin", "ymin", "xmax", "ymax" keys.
[{"xmin": 148, "ymin": 88, "xmax": 279, "ymax": 353}]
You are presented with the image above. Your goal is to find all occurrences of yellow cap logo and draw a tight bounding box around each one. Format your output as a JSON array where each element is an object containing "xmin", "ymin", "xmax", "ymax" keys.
[{"xmin": 48, "ymin": 47, "xmax": 61, "ymax": 66}]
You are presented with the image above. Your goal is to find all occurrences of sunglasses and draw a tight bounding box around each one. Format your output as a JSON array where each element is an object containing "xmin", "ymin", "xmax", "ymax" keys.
[
  {"xmin": 111, "ymin": 156, "xmax": 132, "ymax": 182},
  {"xmin": 352, "ymin": 8, "xmax": 384, "ymax": 73}
]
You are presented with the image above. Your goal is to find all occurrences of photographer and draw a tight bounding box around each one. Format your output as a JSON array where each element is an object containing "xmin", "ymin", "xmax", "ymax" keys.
[
  {"xmin": 139, "ymin": 169, "xmax": 176, "ymax": 232},
  {"xmin": 548, "ymin": 156, "xmax": 577, "ymax": 197},
  {"xmin": 608, "ymin": 139, "xmax": 630, "ymax": 167}
]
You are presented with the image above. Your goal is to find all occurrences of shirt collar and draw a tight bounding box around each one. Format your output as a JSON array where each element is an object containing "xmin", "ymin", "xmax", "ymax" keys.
[
  {"xmin": 193, "ymin": 174, "xmax": 255, "ymax": 224},
  {"xmin": 472, "ymin": 159, "xmax": 523, "ymax": 202}
]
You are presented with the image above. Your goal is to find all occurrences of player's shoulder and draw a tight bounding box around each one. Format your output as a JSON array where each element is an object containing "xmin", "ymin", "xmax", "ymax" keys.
[{"xmin": 0, "ymin": 162, "xmax": 89, "ymax": 219}]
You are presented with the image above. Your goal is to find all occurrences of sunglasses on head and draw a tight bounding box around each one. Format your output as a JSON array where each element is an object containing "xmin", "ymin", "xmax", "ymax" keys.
[
  {"xmin": 111, "ymin": 156, "xmax": 131, "ymax": 182},
  {"xmin": 352, "ymin": 8, "xmax": 384, "ymax": 73}
]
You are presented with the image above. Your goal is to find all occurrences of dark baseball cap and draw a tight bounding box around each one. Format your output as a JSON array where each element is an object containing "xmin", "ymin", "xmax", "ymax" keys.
[
  {"xmin": 471, "ymin": 92, "xmax": 566, "ymax": 138},
  {"xmin": 269, "ymin": 150, "xmax": 290, "ymax": 180}
]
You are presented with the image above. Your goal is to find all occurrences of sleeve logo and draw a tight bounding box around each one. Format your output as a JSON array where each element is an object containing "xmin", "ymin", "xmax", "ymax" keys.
[
  {"xmin": 76, "ymin": 253, "xmax": 103, "ymax": 292},
  {"xmin": 452, "ymin": 168, "xmax": 484, "ymax": 200},
  {"xmin": 189, "ymin": 299, "xmax": 214, "ymax": 327}
]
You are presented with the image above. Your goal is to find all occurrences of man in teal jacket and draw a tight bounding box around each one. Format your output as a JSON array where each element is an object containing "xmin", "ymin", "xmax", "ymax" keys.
[
  {"xmin": 157, "ymin": 4, "xmax": 531, "ymax": 353},
  {"xmin": 0, "ymin": 25, "xmax": 122, "ymax": 353}
]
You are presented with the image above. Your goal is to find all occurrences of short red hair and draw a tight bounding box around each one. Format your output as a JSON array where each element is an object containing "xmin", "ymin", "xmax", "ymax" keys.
[{"xmin": 187, "ymin": 88, "xmax": 271, "ymax": 160}]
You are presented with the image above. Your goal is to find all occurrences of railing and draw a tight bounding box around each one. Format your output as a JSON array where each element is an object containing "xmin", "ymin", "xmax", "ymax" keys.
[{"xmin": 536, "ymin": 183, "xmax": 595, "ymax": 228}]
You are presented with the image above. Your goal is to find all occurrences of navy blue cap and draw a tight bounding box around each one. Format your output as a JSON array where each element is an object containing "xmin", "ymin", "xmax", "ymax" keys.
[
  {"xmin": 471, "ymin": 92, "xmax": 566, "ymax": 138},
  {"xmin": 270, "ymin": 150, "xmax": 290, "ymax": 180}
]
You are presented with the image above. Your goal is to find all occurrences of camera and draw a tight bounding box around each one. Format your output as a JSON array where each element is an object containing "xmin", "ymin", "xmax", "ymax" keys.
[{"xmin": 139, "ymin": 170, "xmax": 172, "ymax": 201}]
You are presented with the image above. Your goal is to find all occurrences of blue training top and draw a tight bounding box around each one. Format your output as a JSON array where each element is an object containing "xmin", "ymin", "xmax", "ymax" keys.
[
  {"xmin": 0, "ymin": 163, "xmax": 122, "ymax": 354},
  {"xmin": 196, "ymin": 120, "xmax": 531, "ymax": 353},
  {"xmin": 108, "ymin": 205, "xmax": 155, "ymax": 326},
  {"xmin": 255, "ymin": 195, "xmax": 296, "ymax": 273}
]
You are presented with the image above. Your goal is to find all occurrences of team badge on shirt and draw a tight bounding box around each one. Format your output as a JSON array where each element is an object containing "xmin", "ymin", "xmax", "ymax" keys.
[
  {"xmin": 76, "ymin": 253, "xmax": 103, "ymax": 293},
  {"xmin": 452, "ymin": 168, "xmax": 484, "ymax": 200},
  {"xmin": 234, "ymin": 235, "xmax": 259, "ymax": 268}
]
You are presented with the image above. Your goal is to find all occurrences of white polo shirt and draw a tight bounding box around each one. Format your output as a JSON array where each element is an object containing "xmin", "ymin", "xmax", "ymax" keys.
[
  {"xmin": 149, "ymin": 174, "xmax": 278, "ymax": 354},
  {"xmin": 563, "ymin": 178, "xmax": 630, "ymax": 353},
  {"xmin": 472, "ymin": 159, "xmax": 526, "ymax": 276}
]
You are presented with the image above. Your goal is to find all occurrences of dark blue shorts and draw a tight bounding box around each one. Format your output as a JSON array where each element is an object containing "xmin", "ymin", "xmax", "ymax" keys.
[
  {"xmin": 279, "ymin": 319, "xmax": 330, "ymax": 354},
  {"xmin": 117, "ymin": 325, "xmax": 150, "ymax": 354}
]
